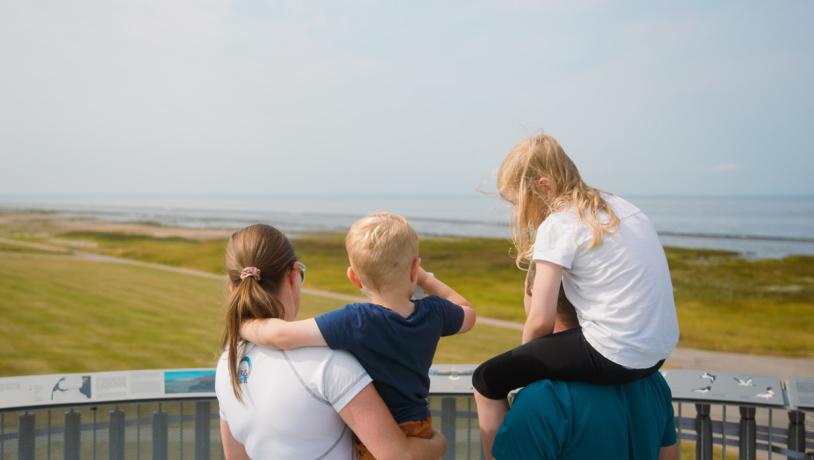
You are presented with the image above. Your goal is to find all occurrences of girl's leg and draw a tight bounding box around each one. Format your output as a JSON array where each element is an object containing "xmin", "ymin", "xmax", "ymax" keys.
[
  {"xmin": 472, "ymin": 328, "xmax": 589, "ymax": 400},
  {"xmin": 473, "ymin": 389, "xmax": 508, "ymax": 460},
  {"xmin": 472, "ymin": 328, "xmax": 587, "ymax": 458}
]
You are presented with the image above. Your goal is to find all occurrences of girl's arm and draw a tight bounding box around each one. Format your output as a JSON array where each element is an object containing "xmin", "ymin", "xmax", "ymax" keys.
[
  {"xmin": 219, "ymin": 419, "xmax": 250, "ymax": 460},
  {"xmin": 522, "ymin": 260, "xmax": 563, "ymax": 344},
  {"xmin": 240, "ymin": 318, "xmax": 327, "ymax": 349},
  {"xmin": 340, "ymin": 383, "xmax": 447, "ymax": 460},
  {"xmin": 417, "ymin": 268, "xmax": 477, "ymax": 334}
]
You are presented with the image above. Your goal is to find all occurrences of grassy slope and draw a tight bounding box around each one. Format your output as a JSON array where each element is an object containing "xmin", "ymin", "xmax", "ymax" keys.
[
  {"xmin": 0, "ymin": 248, "xmax": 520, "ymax": 376},
  {"xmin": 47, "ymin": 230, "xmax": 814, "ymax": 356}
]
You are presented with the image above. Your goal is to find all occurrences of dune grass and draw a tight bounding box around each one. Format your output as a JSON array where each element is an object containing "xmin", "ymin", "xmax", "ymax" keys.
[
  {"xmin": 40, "ymin": 229, "xmax": 814, "ymax": 357},
  {"xmin": 0, "ymin": 248, "xmax": 520, "ymax": 376}
]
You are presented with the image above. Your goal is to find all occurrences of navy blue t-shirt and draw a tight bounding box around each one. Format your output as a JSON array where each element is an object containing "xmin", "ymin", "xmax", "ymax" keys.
[{"xmin": 314, "ymin": 295, "xmax": 465, "ymax": 423}]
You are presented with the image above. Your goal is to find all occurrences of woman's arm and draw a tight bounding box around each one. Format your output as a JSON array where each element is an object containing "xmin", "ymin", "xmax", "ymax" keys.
[
  {"xmin": 339, "ymin": 384, "xmax": 447, "ymax": 460},
  {"xmin": 521, "ymin": 260, "xmax": 563, "ymax": 344},
  {"xmin": 219, "ymin": 419, "xmax": 250, "ymax": 460},
  {"xmin": 240, "ymin": 318, "xmax": 327, "ymax": 349}
]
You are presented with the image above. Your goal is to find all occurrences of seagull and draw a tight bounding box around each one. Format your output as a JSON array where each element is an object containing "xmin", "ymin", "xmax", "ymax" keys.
[
  {"xmin": 756, "ymin": 387, "xmax": 775, "ymax": 399},
  {"xmin": 734, "ymin": 377, "xmax": 753, "ymax": 387},
  {"xmin": 701, "ymin": 372, "xmax": 716, "ymax": 382},
  {"xmin": 693, "ymin": 386, "xmax": 712, "ymax": 393}
]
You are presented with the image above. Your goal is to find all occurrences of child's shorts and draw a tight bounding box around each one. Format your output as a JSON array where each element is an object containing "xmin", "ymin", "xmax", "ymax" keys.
[{"xmin": 353, "ymin": 416, "xmax": 433, "ymax": 460}]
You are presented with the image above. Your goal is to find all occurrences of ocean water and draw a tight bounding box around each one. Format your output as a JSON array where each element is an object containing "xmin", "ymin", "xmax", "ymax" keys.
[{"xmin": 1, "ymin": 194, "xmax": 812, "ymax": 259}]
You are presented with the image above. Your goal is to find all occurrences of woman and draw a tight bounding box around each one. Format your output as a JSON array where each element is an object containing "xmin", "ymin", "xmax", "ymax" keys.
[{"xmin": 215, "ymin": 224, "xmax": 446, "ymax": 459}]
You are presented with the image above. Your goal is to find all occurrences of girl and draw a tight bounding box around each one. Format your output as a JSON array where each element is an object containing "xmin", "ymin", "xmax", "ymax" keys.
[{"xmin": 473, "ymin": 134, "xmax": 679, "ymax": 456}]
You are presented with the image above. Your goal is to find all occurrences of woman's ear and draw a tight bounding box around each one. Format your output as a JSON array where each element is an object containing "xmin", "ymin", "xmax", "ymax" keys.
[
  {"xmin": 227, "ymin": 282, "xmax": 236, "ymax": 295},
  {"xmin": 346, "ymin": 266, "xmax": 363, "ymax": 289}
]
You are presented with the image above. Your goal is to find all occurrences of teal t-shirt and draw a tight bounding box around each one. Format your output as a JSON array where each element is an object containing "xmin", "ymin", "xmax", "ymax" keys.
[{"xmin": 492, "ymin": 372, "xmax": 676, "ymax": 460}]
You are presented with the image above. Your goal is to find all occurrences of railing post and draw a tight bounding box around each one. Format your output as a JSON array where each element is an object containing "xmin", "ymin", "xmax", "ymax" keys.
[
  {"xmin": 695, "ymin": 404, "xmax": 712, "ymax": 460},
  {"xmin": 153, "ymin": 408, "xmax": 168, "ymax": 460},
  {"xmin": 788, "ymin": 410, "xmax": 805, "ymax": 459},
  {"xmin": 17, "ymin": 412, "xmax": 35, "ymax": 460},
  {"xmin": 109, "ymin": 409, "xmax": 125, "ymax": 460},
  {"xmin": 64, "ymin": 410, "xmax": 81, "ymax": 460},
  {"xmin": 738, "ymin": 406, "xmax": 757, "ymax": 460},
  {"xmin": 441, "ymin": 397, "xmax": 456, "ymax": 460},
  {"xmin": 195, "ymin": 401, "xmax": 211, "ymax": 460}
]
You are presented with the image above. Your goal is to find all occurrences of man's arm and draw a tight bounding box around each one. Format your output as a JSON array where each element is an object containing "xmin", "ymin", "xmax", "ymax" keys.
[
  {"xmin": 240, "ymin": 318, "xmax": 327, "ymax": 349},
  {"xmin": 340, "ymin": 383, "xmax": 446, "ymax": 460},
  {"xmin": 417, "ymin": 267, "xmax": 476, "ymax": 333},
  {"xmin": 659, "ymin": 444, "xmax": 678, "ymax": 460}
]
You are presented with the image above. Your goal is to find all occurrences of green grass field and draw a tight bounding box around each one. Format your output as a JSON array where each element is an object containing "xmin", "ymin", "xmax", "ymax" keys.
[
  {"xmin": 0, "ymin": 247, "xmax": 521, "ymax": 376},
  {"xmin": 27, "ymin": 229, "xmax": 814, "ymax": 357}
]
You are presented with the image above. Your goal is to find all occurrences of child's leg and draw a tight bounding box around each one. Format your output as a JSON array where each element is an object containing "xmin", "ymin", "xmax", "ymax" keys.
[
  {"xmin": 472, "ymin": 328, "xmax": 590, "ymax": 400},
  {"xmin": 473, "ymin": 389, "xmax": 509, "ymax": 460},
  {"xmin": 353, "ymin": 417, "xmax": 433, "ymax": 459}
]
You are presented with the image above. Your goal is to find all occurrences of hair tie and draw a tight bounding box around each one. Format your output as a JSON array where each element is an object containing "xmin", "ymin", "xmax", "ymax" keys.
[{"xmin": 240, "ymin": 267, "xmax": 261, "ymax": 281}]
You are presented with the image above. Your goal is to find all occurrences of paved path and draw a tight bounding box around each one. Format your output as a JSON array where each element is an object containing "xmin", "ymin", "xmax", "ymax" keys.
[{"xmin": 3, "ymin": 237, "xmax": 812, "ymax": 379}]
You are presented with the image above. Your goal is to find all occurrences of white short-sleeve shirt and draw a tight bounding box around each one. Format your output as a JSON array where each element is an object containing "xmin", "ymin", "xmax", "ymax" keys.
[
  {"xmin": 533, "ymin": 194, "xmax": 679, "ymax": 369},
  {"xmin": 215, "ymin": 345, "xmax": 372, "ymax": 459}
]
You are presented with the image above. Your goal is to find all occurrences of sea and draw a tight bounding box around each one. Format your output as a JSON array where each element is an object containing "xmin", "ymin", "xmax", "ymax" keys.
[{"xmin": 1, "ymin": 194, "xmax": 813, "ymax": 259}]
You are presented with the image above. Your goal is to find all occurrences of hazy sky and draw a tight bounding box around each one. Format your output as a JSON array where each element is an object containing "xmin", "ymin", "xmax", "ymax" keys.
[{"xmin": 1, "ymin": 1, "xmax": 812, "ymax": 196}]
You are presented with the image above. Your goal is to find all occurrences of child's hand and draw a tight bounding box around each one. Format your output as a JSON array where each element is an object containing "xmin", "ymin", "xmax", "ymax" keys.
[
  {"xmin": 240, "ymin": 319, "xmax": 264, "ymax": 344},
  {"xmin": 417, "ymin": 266, "xmax": 431, "ymax": 288}
]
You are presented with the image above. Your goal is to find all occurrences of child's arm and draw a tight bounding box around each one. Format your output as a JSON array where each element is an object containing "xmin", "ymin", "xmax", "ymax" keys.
[
  {"xmin": 240, "ymin": 318, "xmax": 327, "ymax": 350},
  {"xmin": 417, "ymin": 267, "xmax": 477, "ymax": 334},
  {"xmin": 522, "ymin": 260, "xmax": 563, "ymax": 344}
]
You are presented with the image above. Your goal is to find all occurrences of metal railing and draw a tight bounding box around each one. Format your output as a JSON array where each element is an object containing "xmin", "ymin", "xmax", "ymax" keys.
[{"xmin": 1, "ymin": 367, "xmax": 812, "ymax": 459}]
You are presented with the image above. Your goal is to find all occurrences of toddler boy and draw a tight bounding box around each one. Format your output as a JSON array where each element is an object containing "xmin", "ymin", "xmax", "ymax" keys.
[{"xmin": 241, "ymin": 212, "xmax": 476, "ymax": 459}]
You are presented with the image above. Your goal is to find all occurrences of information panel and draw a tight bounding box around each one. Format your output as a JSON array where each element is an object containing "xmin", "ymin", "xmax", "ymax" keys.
[{"xmin": 662, "ymin": 369, "xmax": 785, "ymax": 407}]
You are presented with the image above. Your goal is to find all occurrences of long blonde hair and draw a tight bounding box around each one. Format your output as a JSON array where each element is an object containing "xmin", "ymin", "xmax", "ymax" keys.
[
  {"xmin": 497, "ymin": 134, "xmax": 618, "ymax": 269},
  {"xmin": 222, "ymin": 224, "xmax": 297, "ymax": 400}
]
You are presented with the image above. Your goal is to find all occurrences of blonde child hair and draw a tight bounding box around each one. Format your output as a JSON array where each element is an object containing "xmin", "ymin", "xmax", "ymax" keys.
[
  {"xmin": 345, "ymin": 212, "xmax": 419, "ymax": 293},
  {"xmin": 497, "ymin": 133, "xmax": 619, "ymax": 268}
]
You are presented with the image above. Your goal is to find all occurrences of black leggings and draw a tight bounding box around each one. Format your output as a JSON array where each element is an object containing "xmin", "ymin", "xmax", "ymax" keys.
[{"xmin": 472, "ymin": 327, "xmax": 664, "ymax": 400}]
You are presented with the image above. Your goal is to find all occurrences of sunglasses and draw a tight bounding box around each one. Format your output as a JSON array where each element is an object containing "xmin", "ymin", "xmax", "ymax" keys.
[{"xmin": 296, "ymin": 262, "xmax": 307, "ymax": 283}]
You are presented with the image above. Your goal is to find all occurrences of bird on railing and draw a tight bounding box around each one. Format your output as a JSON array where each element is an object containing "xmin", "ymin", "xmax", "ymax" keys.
[
  {"xmin": 733, "ymin": 377, "xmax": 753, "ymax": 386},
  {"xmin": 700, "ymin": 372, "xmax": 716, "ymax": 383},
  {"xmin": 756, "ymin": 387, "xmax": 775, "ymax": 399}
]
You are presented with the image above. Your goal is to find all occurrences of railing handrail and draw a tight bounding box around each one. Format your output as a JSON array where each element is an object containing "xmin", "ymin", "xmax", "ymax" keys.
[{"xmin": 1, "ymin": 366, "xmax": 811, "ymax": 412}]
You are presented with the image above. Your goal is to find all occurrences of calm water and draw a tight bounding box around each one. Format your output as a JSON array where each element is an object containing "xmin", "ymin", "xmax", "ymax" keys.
[{"xmin": 1, "ymin": 194, "xmax": 813, "ymax": 258}]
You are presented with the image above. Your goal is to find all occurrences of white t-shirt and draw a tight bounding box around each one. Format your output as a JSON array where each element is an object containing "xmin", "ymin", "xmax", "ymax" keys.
[
  {"xmin": 532, "ymin": 194, "xmax": 679, "ymax": 369},
  {"xmin": 215, "ymin": 345, "xmax": 372, "ymax": 459}
]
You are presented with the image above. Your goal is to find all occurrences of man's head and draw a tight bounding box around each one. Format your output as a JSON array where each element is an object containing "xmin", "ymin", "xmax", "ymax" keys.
[
  {"xmin": 525, "ymin": 263, "xmax": 578, "ymax": 331},
  {"xmin": 345, "ymin": 212, "xmax": 420, "ymax": 296}
]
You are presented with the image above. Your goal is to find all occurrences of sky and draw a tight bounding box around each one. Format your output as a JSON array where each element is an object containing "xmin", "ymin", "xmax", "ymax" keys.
[{"xmin": 1, "ymin": 1, "xmax": 812, "ymax": 196}]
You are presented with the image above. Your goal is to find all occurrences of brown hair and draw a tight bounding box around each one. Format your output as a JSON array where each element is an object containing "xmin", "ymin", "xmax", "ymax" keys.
[
  {"xmin": 498, "ymin": 134, "xmax": 619, "ymax": 269},
  {"xmin": 345, "ymin": 212, "xmax": 419, "ymax": 293},
  {"xmin": 222, "ymin": 224, "xmax": 298, "ymax": 400}
]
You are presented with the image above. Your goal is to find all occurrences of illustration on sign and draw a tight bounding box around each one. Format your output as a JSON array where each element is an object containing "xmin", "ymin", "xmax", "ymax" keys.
[
  {"xmin": 51, "ymin": 376, "xmax": 91, "ymax": 401},
  {"xmin": 164, "ymin": 371, "xmax": 215, "ymax": 394},
  {"xmin": 734, "ymin": 377, "xmax": 753, "ymax": 387}
]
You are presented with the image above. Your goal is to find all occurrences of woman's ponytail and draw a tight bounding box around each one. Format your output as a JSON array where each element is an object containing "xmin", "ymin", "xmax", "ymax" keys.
[{"xmin": 221, "ymin": 224, "xmax": 296, "ymax": 401}]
